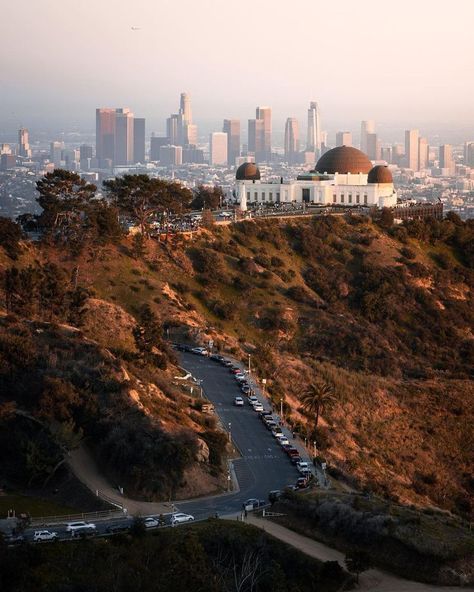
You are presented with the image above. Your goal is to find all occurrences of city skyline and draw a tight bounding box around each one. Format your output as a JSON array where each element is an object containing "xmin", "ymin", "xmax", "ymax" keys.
[{"xmin": 1, "ymin": 0, "xmax": 474, "ymax": 133}]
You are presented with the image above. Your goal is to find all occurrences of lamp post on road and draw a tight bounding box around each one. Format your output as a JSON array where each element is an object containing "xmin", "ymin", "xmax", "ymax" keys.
[
  {"xmin": 228, "ymin": 422, "xmax": 232, "ymax": 443},
  {"xmin": 248, "ymin": 354, "xmax": 251, "ymax": 376},
  {"xmin": 280, "ymin": 397, "xmax": 283, "ymax": 420},
  {"xmin": 313, "ymin": 441, "xmax": 317, "ymax": 458}
]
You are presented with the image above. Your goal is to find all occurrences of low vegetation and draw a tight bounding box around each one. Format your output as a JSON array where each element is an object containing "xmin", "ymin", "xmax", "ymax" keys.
[
  {"xmin": 271, "ymin": 491, "xmax": 474, "ymax": 585},
  {"xmin": 0, "ymin": 521, "xmax": 353, "ymax": 592}
]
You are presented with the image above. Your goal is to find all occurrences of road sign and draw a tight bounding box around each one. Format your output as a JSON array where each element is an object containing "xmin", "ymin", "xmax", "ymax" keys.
[
  {"xmin": 321, "ymin": 462, "xmax": 327, "ymax": 470},
  {"xmin": 208, "ymin": 339, "xmax": 214, "ymax": 348},
  {"xmin": 262, "ymin": 378, "xmax": 267, "ymax": 384}
]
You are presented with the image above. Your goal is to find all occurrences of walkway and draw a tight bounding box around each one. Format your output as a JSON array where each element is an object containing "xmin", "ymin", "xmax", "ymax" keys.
[
  {"xmin": 68, "ymin": 445, "xmax": 171, "ymax": 515},
  {"xmin": 245, "ymin": 516, "xmax": 468, "ymax": 592}
]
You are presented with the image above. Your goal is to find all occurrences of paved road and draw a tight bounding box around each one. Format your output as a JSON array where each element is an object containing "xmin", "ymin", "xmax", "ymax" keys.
[{"xmin": 177, "ymin": 352, "xmax": 300, "ymax": 519}]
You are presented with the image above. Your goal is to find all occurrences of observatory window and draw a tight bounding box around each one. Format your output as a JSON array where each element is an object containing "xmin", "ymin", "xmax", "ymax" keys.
[
  {"xmin": 254, "ymin": 192, "xmax": 258, "ymax": 201},
  {"xmin": 247, "ymin": 192, "xmax": 250, "ymax": 200},
  {"xmin": 349, "ymin": 194, "xmax": 352, "ymax": 203},
  {"xmin": 356, "ymin": 194, "xmax": 360, "ymax": 203},
  {"xmin": 333, "ymin": 194, "xmax": 336, "ymax": 203},
  {"xmin": 261, "ymin": 192, "xmax": 265, "ymax": 201},
  {"xmin": 341, "ymin": 194, "xmax": 345, "ymax": 203},
  {"xmin": 364, "ymin": 194, "xmax": 368, "ymax": 204},
  {"xmin": 269, "ymin": 192, "xmax": 273, "ymax": 201}
]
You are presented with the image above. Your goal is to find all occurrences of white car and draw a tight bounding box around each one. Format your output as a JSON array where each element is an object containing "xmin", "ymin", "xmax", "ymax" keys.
[
  {"xmin": 144, "ymin": 517, "xmax": 160, "ymax": 528},
  {"xmin": 297, "ymin": 461, "xmax": 311, "ymax": 474},
  {"xmin": 253, "ymin": 402, "xmax": 264, "ymax": 412},
  {"xmin": 171, "ymin": 512, "xmax": 194, "ymax": 524},
  {"xmin": 66, "ymin": 521, "xmax": 96, "ymax": 533},
  {"xmin": 191, "ymin": 347, "xmax": 208, "ymax": 356},
  {"xmin": 247, "ymin": 395, "xmax": 258, "ymax": 406},
  {"xmin": 278, "ymin": 436, "xmax": 290, "ymax": 446},
  {"xmin": 234, "ymin": 396, "xmax": 244, "ymax": 406},
  {"xmin": 234, "ymin": 373, "xmax": 246, "ymax": 381},
  {"xmin": 34, "ymin": 530, "xmax": 58, "ymax": 542}
]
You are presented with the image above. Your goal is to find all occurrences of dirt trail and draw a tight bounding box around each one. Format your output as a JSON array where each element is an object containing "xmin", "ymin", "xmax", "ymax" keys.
[{"xmin": 246, "ymin": 516, "xmax": 469, "ymax": 591}]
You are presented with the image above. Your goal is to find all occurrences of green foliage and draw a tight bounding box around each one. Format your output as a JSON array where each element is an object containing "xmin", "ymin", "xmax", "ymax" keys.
[
  {"xmin": 344, "ymin": 550, "xmax": 373, "ymax": 582},
  {"xmin": 190, "ymin": 184, "xmax": 224, "ymax": 210},
  {"xmin": 133, "ymin": 304, "xmax": 168, "ymax": 368},
  {"xmin": 104, "ymin": 174, "xmax": 192, "ymax": 236}
]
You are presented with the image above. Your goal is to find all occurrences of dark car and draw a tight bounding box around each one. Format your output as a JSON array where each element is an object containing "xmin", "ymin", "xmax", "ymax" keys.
[
  {"xmin": 222, "ymin": 360, "xmax": 233, "ymax": 367},
  {"xmin": 5, "ymin": 533, "xmax": 25, "ymax": 544},
  {"xmin": 210, "ymin": 354, "xmax": 225, "ymax": 362},
  {"xmin": 175, "ymin": 343, "xmax": 193, "ymax": 352},
  {"xmin": 105, "ymin": 523, "xmax": 130, "ymax": 534},
  {"xmin": 295, "ymin": 477, "xmax": 309, "ymax": 489}
]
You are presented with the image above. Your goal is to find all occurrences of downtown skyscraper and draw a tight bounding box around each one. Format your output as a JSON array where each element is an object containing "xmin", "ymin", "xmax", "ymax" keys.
[
  {"xmin": 306, "ymin": 102, "xmax": 321, "ymax": 155},
  {"xmin": 18, "ymin": 127, "xmax": 32, "ymax": 157},
  {"xmin": 405, "ymin": 129, "xmax": 419, "ymax": 171},
  {"xmin": 255, "ymin": 106, "xmax": 271, "ymax": 161},
  {"xmin": 223, "ymin": 119, "xmax": 240, "ymax": 166},
  {"xmin": 284, "ymin": 117, "xmax": 299, "ymax": 164},
  {"xmin": 96, "ymin": 107, "xmax": 145, "ymax": 167},
  {"xmin": 360, "ymin": 120, "xmax": 375, "ymax": 154}
]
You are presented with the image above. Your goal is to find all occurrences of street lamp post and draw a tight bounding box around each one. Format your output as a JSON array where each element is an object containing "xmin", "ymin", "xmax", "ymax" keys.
[
  {"xmin": 313, "ymin": 441, "xmax": 317, "ymax": 458},
  {"xmin": 280, "ymin": 397, "xmax": 283, "ymax": 422},
  {"xmin": 248, "ymin": 354, "xmax": 251, "ymax": 376},
  {"xmin": 228, "ymin": 422, "xmax": 232, "ymax": 443}
]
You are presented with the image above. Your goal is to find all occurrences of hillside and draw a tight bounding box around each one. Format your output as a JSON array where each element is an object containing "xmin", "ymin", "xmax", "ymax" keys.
[{"xmin": 0, "ymin": 213, "xmax": 473, "ymax": 515}]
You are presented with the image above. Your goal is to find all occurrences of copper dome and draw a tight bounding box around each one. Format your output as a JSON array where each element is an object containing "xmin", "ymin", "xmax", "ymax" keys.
[
  {"xmin": 236, "ymin": 162, "xmax": 261, "ymax": 181},
  {"xmin": 368, "ymin": 165, "xmax": 393, "ymax": 184},
  {"xmin": 315, "ymin": 146, "xmax": 372, "ymax": 175}
]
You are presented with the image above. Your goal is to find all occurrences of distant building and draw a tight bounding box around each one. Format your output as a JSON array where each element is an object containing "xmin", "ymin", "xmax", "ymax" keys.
[
  {"xmin": 236, "ymin": 146, "xmax": 397, "ymax": 210},
  {"xmin": 248, "ymin": 118, "xmax": 264, "ymax": 159},
  {"xmin": 366, "ymin": 133, "xmax": 380, "ymax": 160},
  {"xmin": 150, "ymin": 135, "xmax": 169, "ymax": 161},
  {"xmin": 255, "ymin": 106, "xmax": 272, "ymax": 161},
  {"xmin": 159, "ymin": 145, "xmax": 182, "ymax": 166},
  {"xmin": 96, "ymin": 108, "xmax": 116, "ymax": 165},
  {"xmin": 418, "ymin": 137, "xmax": 429, "ymax": 170},
  {"xmin": 133, "ymin": 118, "xmax": 146, "ymax": 163},
  {"xmin": 463, "ymin": 141, "xmax": 474, "ymax": 167},
  {"xmin": 360, "ymin": 120, "xmax": 375, "ymax": 154},
  {"xmin": 405, "ymin": 129, "xmax": 419, "ymax": 170},
  {"xmin": 0, "ymin": 154, "xmax": 16, "ymax": 170},
  {"xmin": 166, "ymin": 114, "xmax": 180, "ymax": 146},
  {"xmin": 50, "ymin": 141, "xmax": 63, "ymax": 167},
  {"xmin": 210, "ymin": 132, "xmax": 228, "ymax": 165},
  {"xmin": 182, "ymin": 145, "xmax": 205, "ymax": 164},
  {"xmin": 336, "ymin": 131, "xmax": 352, "ymax": 147},
  {"xmin": 18, "ymin": 127, "xmax": 32, "ymax": 157},
  {"xmin": 284, "ymin": 118, "xmax": 299, "ymax": 164},
  {"xmin": 439, "ymin": 144, "xmax": 455, "ymax": 175},
  {"xmin": 114, "ymin": 108, "xmax": 134, "ymax": 165},
  {"xmin": 307, "ymin": 102, "xmax": 321, "ymax": 155},
  {"xmin": 80, "ymin": 144, "xmax": 93, "ymax": 171},
  {"xmin": 223, "ymin": 119, "xmax": 240, "ymax": 166}
]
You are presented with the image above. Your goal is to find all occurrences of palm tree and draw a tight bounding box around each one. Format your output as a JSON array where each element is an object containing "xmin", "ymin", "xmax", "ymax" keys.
[{"xmin": 300, "ymin": 379, "xmax": 335, "ymax": 431}]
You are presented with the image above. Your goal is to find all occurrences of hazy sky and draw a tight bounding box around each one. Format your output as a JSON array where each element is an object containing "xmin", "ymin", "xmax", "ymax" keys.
[{"xmin": 1, "ymin": 0, "xmax": 474, "ymax": 136}]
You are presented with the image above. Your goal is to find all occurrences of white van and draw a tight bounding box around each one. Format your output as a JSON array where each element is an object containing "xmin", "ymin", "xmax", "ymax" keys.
[{"xmin": 66, "ymin": 521, "xmax": 96, "ymax": 533}]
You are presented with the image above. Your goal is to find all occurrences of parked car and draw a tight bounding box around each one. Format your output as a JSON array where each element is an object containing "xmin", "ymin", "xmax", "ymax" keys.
[
  {"xmin": 191, "ymin": 347, "xmax": 208, "ymax": 356},
  {"xmin": 296, "ymin": 461, "xmax": 310, "ymax": 473},
  {"xmin": 265, "ymin": 420, "xmax": 277, "ymax": 431},
  {"xmin": 210, "ymin": 354, "xmax": 224, "ymax": 362},
  {"xmin": 222, "ymin": 360, "xmax": 233, "ymax": 367},
  {"xmin": 105, "ymin": 523, "xmax": 130, "ymax": 534},
  {"xmin": 230, "ymin": 367, "xmax": 241, "ymax": 374},
  {"xmin": 253, "ymin": 402, "xmax": 264, "ymax": 412},
  {"xmin": 144, "ymin": 517, "xmax": 161, "ymax": 528},
  {"xmin": 5, "ymin": 533, "xmax": 25, "ymax": 544},
  {"xmin": 34, "ymin": 530, "xmax": 58, "ymax": 542},
  {"xmin": 234, "ymin": 396, "xmax": 244, "ymax": 406},
  {"xmin": 247, "ymin": 395, "xmax": 258, "ymax": 406},
  {"xmin": 278, "ymin": 436, "xmax": 290, "ymax": 446},
  {"xmin": 295, "ymin": 477, "xmax": 310, "ymax": 489},
  {"xmin": 235, "ymin": 373, "xmax": 246, "ymax": 382},
  {"xmin": 66, "ymin": 521, "xmax": 96, "ymax": 533},
  {"xmin": 271, "ymin": 427, "xmax": 283, "ymax": 437},
  {"xmin": 242, "ymin": 498, "xmax": 266, "ymax": 510},
  {"xmin": 240, "ymin": 385, "xmax": 251, "ymax": 394},
  {"xmin": 175, "ymin": 343, "xmax": 193, "ymax": 352},
  {"xmin": 171, "ymin": 513, "xmax": 194, "ymax": 524}
]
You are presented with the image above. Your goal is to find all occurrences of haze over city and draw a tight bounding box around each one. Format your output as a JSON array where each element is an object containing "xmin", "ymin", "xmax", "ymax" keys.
[{"xmin": 2, "ymin": 0, "xmax": 474, "ymax": 139}]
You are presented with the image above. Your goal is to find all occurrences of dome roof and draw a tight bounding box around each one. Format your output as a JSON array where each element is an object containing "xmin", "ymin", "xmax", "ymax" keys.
[
  {"xmin": 368, "ymin": 165, "xmax": 393, "ymax": 184},
  {"xmin": 315, "ymin": 146, "xmax": 372, "ymax": 175},
  {"xmin": 236, "ymin": 162, "xmax": 261, "ymax": 181}
]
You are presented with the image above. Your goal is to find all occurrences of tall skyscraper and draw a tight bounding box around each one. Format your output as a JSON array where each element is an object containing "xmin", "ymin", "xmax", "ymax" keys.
[
  {"xmin": 366, "ymin": 133, "xmax": 380, "ymax": 160},
  {"xmin": 405, "ymin": 129, "xmax": 420, "ymax": 170},
  {"xmin": 133, "ymin": 118, "xmax": 146, "ymax": 163},
  {"xmin": 248, "ymin": 119, "xmax": 264, "ymax": 158},
  {"xmin": 96, "ymin": 108, "xmax": 116, "ymax": 165},
  {"xmin": 80, "ymin": 144, "xmax": 93, "ymax": 171},
  {"xmin": 464, "ymin": 141, "xmax": 474, "ymax": 167},
  {"xmin": 284, "ymin": 117, "xmax": 299, "ymax": 164},
  {"xmin": 50, "ymin": 141, "xmax": 63, "ymax": 167},
  {"xmin": 439, "ymin": 144, "xmax": 454, "ymax": 174},
  {"xmin": 223, "ymin": 119, "xmax": 240, "ymax": 165},
  {"xmin": 210, "ymin": 132, "xmax": 228, "ymax": 165},
  {"xmin": 360, "ymin": 120, "xmax": 375, "ymax": 154},
  {"xmin": 179, "ymin": 92, "xmax": 192, "ymax": 124},
  {"xmin": 18, "ymin": 127, "xmax": 32, "ymax": 157},
  {"xmin": 336, "ymin": 131, "xmax": 352, "ymax": 147},
  {"xmin": 307, "ymin": 102, "xmax": 321, "ymax": 154},
  {"xmin": 418, "ymin": 137, "xmax": 429, "ymax": 170},
  {"xmin": 255, "ymin": 106, "xmax": 271, "ymax": 161},
  {"xmin": 114, "ymin": 108, "xmax": 134, "ymax": 165},
  {"xmin": 184, "ymin": 123, "xmax": 198, "ymax": 146},
  {"xmin": 166, "ymin": 114, "xmax": 180, "ymax": 146}
]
